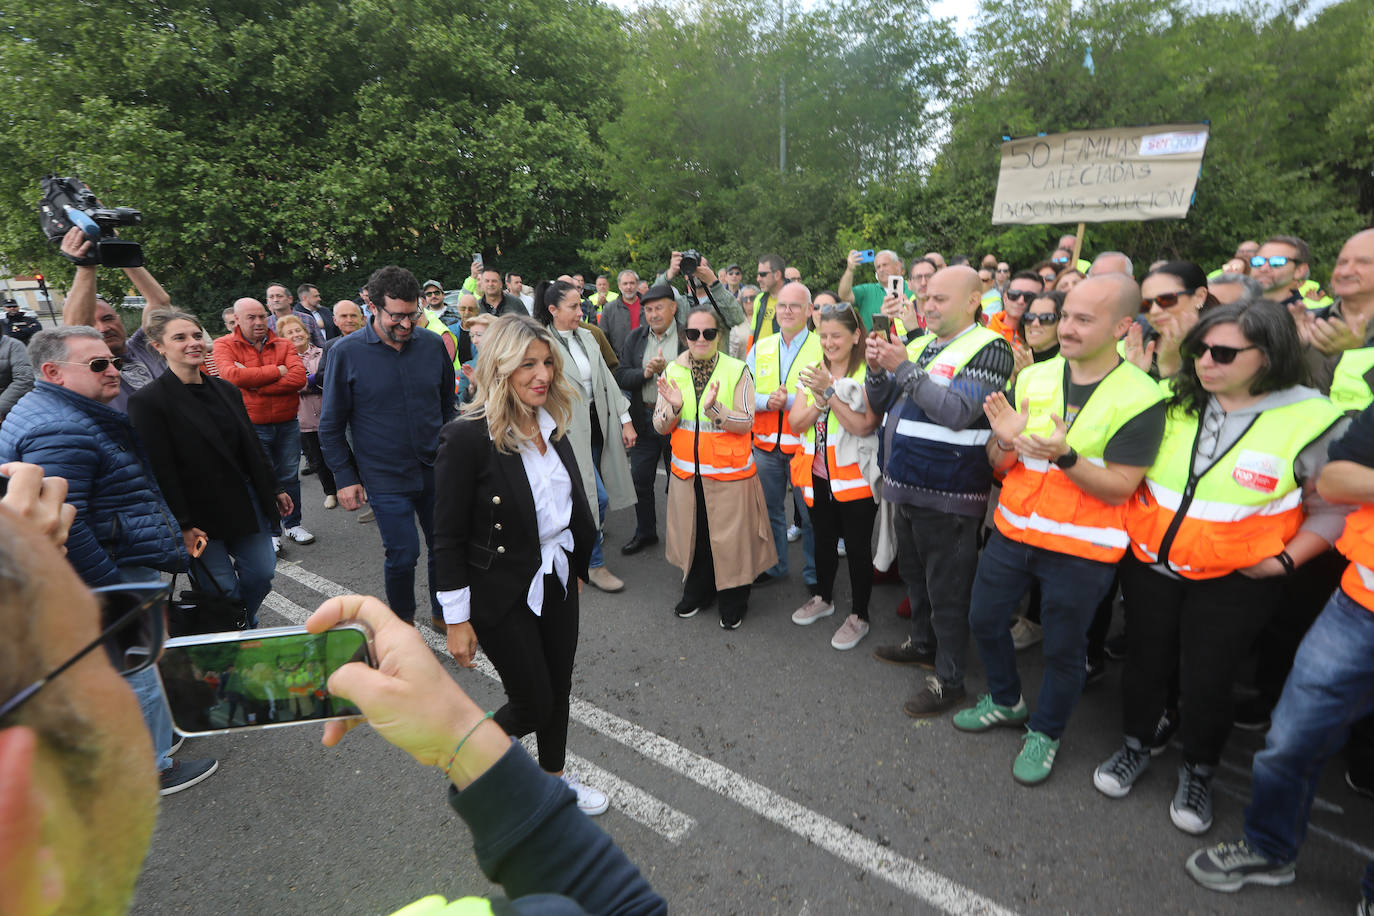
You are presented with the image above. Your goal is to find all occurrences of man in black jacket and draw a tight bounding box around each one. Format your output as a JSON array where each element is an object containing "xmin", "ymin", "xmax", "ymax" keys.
[{"xmin": 612, "ymin": 285, "xmax": 681, "ymax": 554}]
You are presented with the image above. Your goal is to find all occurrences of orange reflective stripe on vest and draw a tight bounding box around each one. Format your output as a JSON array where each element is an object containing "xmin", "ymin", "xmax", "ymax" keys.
[{"xmin": 1336, "ymin": 505, "xmax": 1374, "ymax": 613}]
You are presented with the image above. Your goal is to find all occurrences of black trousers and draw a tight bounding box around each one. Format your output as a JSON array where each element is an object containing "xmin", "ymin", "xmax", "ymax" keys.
[
  {"xmin": 300, "ymin": 431, "xmax": 336, "ymax": 497},
  {"xmin": 808, "ymin": 476, "xmax": 877, "ymax": 619},
  {"xmin": 628, "ymin": 408, "xmax": 672, "ymax": 538},
  {"xmin": 681, "ymin": 477, "xmax": 750, "ymax": 625},
  {"xmin": 1119, "ymin": 555, "xmax": 1279, "ymax": 767},
  {"xmin": 471, "ymin": 573, "xmax": 579, "ymax": 773}
]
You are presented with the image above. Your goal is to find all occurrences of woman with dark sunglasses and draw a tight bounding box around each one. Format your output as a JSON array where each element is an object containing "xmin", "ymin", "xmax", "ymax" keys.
[
  {"xmin": 1095, "ymin": 302, "xmax": 1350, "ymax": 836},
  {"xmin": 654, "ymin": 307, "xmax": 775, "ymax": 628},
  {"xmin": 1124, "ymin": 260, "xmax": 1217, "ymax": 380},
  {"xmin": 1008, "ymin": 291, "xmax": 1065, "ymax": 387}
]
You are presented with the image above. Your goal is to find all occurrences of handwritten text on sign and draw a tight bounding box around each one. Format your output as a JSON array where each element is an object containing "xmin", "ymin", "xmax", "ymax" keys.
[{"xmin": 992, "ymin": 124, "xmax": 1209, "ymax": 225}]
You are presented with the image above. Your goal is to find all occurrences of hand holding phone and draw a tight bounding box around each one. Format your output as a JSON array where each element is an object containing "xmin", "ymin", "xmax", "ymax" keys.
[{"xmin": 870, "ymin": 314, "xmax": 892, "ymax": 338}]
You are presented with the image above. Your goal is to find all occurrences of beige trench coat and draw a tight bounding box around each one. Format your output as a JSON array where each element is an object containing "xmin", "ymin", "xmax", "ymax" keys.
[
  {"xmin": 653, "ymin": 353, "xmax": 776, "ymax": 589},
  {"xmin": 557, "ymin": 327, "xmax": 636, "ymax": 529}
]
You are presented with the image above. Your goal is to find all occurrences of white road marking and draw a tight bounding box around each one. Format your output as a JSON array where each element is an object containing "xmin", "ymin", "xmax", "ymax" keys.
[
  {"xmin": 267, "ymin": 566, "xmax": 1021, "ymax": 915},
  {"xmin": 1212, "ymin": 779, "xmax": 1374, "ymax": 860},
  {"xmin": 261, "ymin": 588, "xmax": 697, "ymax": 845}
]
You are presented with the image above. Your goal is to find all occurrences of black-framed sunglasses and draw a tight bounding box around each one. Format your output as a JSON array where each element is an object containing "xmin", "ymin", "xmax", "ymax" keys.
[
  {"xmin": 55, "ymin": 357, "xmax": 124, "ymax": 372},
  {"xmin": 1004, "ymin": 289, "xmax": 1038, "ymax": 302},
  {"xmin": 1141, "ymin": 289, "xmax": 1198, "ymax": 311},
  {"xmin": 1251, "ymin": 255, "xmax": 1299, "ymax": 269},
  {"xmin": 0, "ymin": 582, "xmax": 168, "ymax": 720},
  {"xmin": 1186, "ymin": 343, "xmax": 1258, "ymax": 365},
  {"xmin": 424, "ymin": 289, "xmax": 444, "ymax": 298},
  {"xmin": 684, "ymin": 327, "xmax": 719, "ymax": 341},
  {"xmin": 1023, "ymin": 312, "xmax": 1060, "ymax": 326}
]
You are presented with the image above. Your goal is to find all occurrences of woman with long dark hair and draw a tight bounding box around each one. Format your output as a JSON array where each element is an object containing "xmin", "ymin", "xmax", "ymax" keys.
[
  {"xmin": 1094, "ymin": 301, "xmax": 1350, "ymax": 835},
  {"xmin": 433, "ymin": 315, "xmax": 607, "ymax": 814},
  {"xmin": 786, "ymin": 303, "xmax": 881, "ymax": 649},
  {"xmin": 1124, "ymin": 260, "xmax": 1218, "ymax": 379}
]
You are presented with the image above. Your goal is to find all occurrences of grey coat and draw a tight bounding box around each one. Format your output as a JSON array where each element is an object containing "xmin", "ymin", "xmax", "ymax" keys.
[
  {"xmin": 0, "ymin": 335, "xmax": 34, "ymax": 423},
  {"xmin": 554, "ymin": 327, "xmax": 636, "ymax": 527}
]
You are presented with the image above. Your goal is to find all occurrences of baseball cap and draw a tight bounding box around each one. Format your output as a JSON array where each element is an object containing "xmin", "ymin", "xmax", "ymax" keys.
[{"xmin": 421, "ymin": 279, "xmax": 443, "ymax": 292}]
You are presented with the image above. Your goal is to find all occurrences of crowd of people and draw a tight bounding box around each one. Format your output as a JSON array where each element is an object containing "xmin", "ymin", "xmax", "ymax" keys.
[{"xmin": 0, "ymin": 222, "xmax": 1372, "ymax": 913}]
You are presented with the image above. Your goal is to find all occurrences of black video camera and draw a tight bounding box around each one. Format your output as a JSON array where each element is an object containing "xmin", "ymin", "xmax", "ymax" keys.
[
  {"xmin": 679, "ymin": 249, "xmax": 702, "ymax": 277},
  {"xmin": 39, "ymin": 175, "xmax": 143, "ymax": 268}
]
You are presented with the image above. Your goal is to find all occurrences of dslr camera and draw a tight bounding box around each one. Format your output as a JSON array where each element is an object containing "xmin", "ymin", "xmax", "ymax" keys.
[
  {"xmin": 39, "ymin": 175, "xmax": 144, "ymax": 268},
  {"xmin": 679, "ymin": 249, "xmax": 702, "ymax": 277}
]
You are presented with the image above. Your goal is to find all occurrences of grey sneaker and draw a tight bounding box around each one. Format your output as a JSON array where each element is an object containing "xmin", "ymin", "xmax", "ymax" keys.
[
  {"xmin": 1010, "ymin": 616, "xmax": 1042, "ymax": 650},
  {"xmin": 1171, "ymin": 762, "xmax": 1215, "ymax": 835},
  {"xmin": 903, "ymin": 675, "xmax": 966, "ymax": 718},
  {"xmin": 1185, "ymin": 838, "xmax": 1295, "ymax": 892},
  {"xmin": 872, "ymin": 637, "xmax": 936, "ymax": 668},
  {"xmin": 1093, "ymin": 738, "xmax": 1150, "ymax": 798},
  {"xmin": 791, "ymin": 595, "xmax": 835, "ymax": 626}
]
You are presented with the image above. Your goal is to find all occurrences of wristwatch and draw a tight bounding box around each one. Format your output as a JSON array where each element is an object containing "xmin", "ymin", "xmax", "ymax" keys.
[
  {"xmin": 1053, "ymin": 447, "xmax": 1079, "ymax": 469},
  {"xmin": 822, "ymin": 385, "xmax": 836, "ymax": 401}
]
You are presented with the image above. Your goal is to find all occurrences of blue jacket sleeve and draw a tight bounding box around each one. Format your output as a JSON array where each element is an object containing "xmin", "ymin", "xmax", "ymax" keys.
[
  {"xmin": 319, "ymin": 344, "xmax": 359, "ymax": 489},
  {"xmin": 18, "ymin": 427, "xmax": 121, "ymax": 585},
  {"xmin": 449, "ymin": 742, "xmax": 666, "ymax": 916}
]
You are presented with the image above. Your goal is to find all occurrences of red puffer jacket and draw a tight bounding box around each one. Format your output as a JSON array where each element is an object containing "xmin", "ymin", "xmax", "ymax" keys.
[{"xmin": 212, "ymin": 328, "xmax": 307, "ymax": 424}]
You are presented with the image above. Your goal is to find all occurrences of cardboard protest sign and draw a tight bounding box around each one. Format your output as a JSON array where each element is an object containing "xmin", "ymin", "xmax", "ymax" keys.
[{"xmin": 992, "ymin": 123, "xmax": 1209, "ymax": 224}]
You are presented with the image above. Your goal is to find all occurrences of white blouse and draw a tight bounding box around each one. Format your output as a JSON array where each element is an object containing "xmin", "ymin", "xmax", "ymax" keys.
[{"xmin": 438, "ymin": 408, "xmax": 574, "ymax": 624}]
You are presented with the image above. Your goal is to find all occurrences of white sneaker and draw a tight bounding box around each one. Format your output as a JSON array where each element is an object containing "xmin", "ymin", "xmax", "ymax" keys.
[
  {"xmin": 831, "ymin": 613, "xmax": 870, "ymax": 650},
  {"xmin": 791, "ymin": 595, "xmax": 835, "ymax": 626},
  {"xmin": 1010, "ymin": 616, "xmax": 1043, "ymax": 651},
  {"xmin": 786, "ymin": 524, "xmax": 802, "ymax": 543},
  {"xmin": 837, "ymin": 538, "xmax": 847, "ymax": 557},
  {"xmin": 271, "ymin": 536, "xmax": 281, "ymax": 554},
  {"xmin": 285, "ymin": 526, "xmax": 315, "ymax": 544},
  {"xmin": 323, "ymin": 495, "xmax": 338, "ymax": 509},
  {"xmin": 562, "ymin": 773, "xmax": 609, "ymax": 816}
]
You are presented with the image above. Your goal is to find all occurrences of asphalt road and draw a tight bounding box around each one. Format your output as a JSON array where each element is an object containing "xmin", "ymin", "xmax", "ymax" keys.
[{"xmin": 131, "ymin": 473, "xmax": 1374, "ymax": 915}]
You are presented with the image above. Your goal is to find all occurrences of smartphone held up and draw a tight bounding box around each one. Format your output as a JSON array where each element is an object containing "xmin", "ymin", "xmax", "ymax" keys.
[{"xmin": 157, "ymin": 623, "xmax": 376, "ymax": 735}]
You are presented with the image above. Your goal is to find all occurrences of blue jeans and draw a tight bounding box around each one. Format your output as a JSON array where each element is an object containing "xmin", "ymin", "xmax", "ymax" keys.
[
  {"xmin": 967, "ymin": 531, "xmax": 1117, "ymax": 740},
  {"xmin": 754, "ymin": 446, "xmax": 815, "ymax": 584},
  {"xmin": 120, "ymin": 565, "xmax": 173, "ymax": 771},
  {"xmin": 254, "ymin": 419, "xmax": 302, "ymax": 530},
  {"xmin": 1244, "ymin": 588, "xmax": 1374, "ymax": 900},
  {"xmin": 368, "ymin": 468, "xmax": 440, "ymax": 623},
  {"xmin": 589, "ymin": 463, "xmax": 609, "ymax": 569},
  {"xmin": 193, "ymin": 498, "xmax": 276, "ymax": 628}
]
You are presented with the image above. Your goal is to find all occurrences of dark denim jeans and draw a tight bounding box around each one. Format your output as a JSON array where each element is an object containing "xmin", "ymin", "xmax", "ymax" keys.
[
  {"xmin": 254, "ymin": 419, "xmax": 302, "ymax": 530},
  {"xmin": 754, "ymin": 446, "xmax": 815, "ymax": 584},
  {"xmin": 1244, "ymin": 588, "xmax": 1374, "ymax": 901},
  {"xmin": 967, "ymin": 531, "xmax": 1117, "ymax": 740},
  {"xmin": 368, "ymin": 468, "xmax": 440, "ymax": 623}
]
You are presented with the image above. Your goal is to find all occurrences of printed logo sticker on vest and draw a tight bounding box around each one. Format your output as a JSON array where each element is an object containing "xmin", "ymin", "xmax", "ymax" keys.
[{"xmin": 1231, "ymin": 450, "xmax": 1282, "ymax": 494}]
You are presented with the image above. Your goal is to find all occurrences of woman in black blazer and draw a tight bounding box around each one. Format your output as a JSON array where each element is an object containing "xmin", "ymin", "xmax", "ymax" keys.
[
  {"xmin": 433, "ymin": 315, "xmax": 606, "ymax": 814},
  {"xmin": 128, "ymin": 310, "xmax": 290, "ymax": 626}
]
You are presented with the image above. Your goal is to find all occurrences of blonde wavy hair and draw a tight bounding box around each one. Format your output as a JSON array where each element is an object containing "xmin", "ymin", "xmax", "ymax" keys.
[
  {"xmin": 273, "ymin": 314, "xmax": 309, "ymax": 348},
  {"xmin": 466, "ymin": 315, "xmax": 576, "ymax": 454}
]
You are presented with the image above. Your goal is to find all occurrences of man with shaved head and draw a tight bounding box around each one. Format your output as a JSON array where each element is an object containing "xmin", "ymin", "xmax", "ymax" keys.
[
  {"xmin": 866, "ymin": 266, "xmax": 1014, "ymax": 714},
  {"xmin": 957, "ymin": 273, "xmax": 1165, "ymax": 786},
  {"xmin": 1089, "ymin": 251, "xmax": 1134, "ymax": 278},
  {"xmin": 214, "ymin": 297, "xmax": 310, "ymax": 550}
]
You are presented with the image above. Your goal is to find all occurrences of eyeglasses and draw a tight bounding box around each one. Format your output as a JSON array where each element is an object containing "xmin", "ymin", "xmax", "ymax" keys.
[
  {"xmin": 1140, "ymin": 289, "xmax": 1197, "ymax": 311},
  {"xmin": 0, "ymin": 582, "xmax": 169, "ymax": 720},
  {"xmin": 1004, "ymin": 289, "xmax": 1038, "ymax": 302},
  {"xmin": 756, "ymin": 271, "xmax": 775, "ymax": 278},
  {"xmin": 424, "ymin": 290, "xmax": 444, "ymax": 298},
  {"xmin": 1023, "ymin": 312, "xmax": 1060, "ymax": 326},
  {"xmin": 1038, "ymin": 273, "xmax": 1057, "ymax": 283},
  {"xmin": 995, "ymin": 267, "xmax": 1010, "ymax": 274},
  {"xmin": 1186, "ymin": 343, "xmax": 1259, "ymax": 365},
  {"xmin": 382, "ymin": 307, "xmax": 420, "ymax": 324},
  {"xmin": 1251, "ymin": 255, "xmax": 1299, "ymax": 268},
  {"xmin": 55, "ymin": 357, "xmax": 124, "ymax": 372},
  {"xmin": 684, "ymin": 328, "xmax": 719, "ymax": 341}
]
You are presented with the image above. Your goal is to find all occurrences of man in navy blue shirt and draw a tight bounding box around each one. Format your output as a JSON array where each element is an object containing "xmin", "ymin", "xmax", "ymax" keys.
[{"xmin": 320, "ymin": 265, "xmax": 456, "ymax": 627}]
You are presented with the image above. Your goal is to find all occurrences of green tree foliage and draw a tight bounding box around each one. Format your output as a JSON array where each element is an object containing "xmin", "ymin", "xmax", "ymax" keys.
[{"xmin": 0, "ymin": 0, "xmax": 624, "ymax": 315}]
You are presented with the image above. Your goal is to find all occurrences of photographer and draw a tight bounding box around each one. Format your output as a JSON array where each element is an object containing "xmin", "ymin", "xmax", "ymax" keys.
[
  {"xmin": 653, "ymin": 251, "xmax": 746, "ymax": 336},
  {"xmin": 59, "ymin": 226, "xmax": 171, "ymax": 412}
]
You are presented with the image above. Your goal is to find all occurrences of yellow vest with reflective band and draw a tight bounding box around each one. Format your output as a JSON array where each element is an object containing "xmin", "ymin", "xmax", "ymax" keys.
[
  {"xmin": 751, "ymin": 330, "xmax": 823, "ymax": 453},
  {"xmin": 667, "ymin": 355, "xmax": 756, "ymax": 481},
  {"xmin": 1336, "ymin": 506, "xmax": 1374, "ymax": 613},
  {"xmin": 421, "ymin": 309, "xmax": 464, "ymax": 392},
  {"xmin": 389, "ymin": 894, "xmax": 495, "ymax": 915},
  {"xmin": 789, "ymin": 364, "xmax": 872, "ymax": 505},
  {"xmin": 1300, "ymin": 279, "xmax": 1334, "ymax": 311},
  {"xmin": 1330, "ymin": 347, "xmax": 1374, "ymax": 414},
  {"xmin": 994, "ymin": 357, "xmax": 1164, "ymax": 562},
  {"xmin": 1126, "ymin": 391, "xmax": 1342, "ymax": 579}
]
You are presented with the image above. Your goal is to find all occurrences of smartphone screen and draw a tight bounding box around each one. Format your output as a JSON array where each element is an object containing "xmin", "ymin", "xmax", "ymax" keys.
[
  {"xmin": 157, "ymin": 624, "xmax": 374, "ymax": 735},
  {"xmin": 871, "ymin": 315, "xmax": 892, "ymax": 337}
]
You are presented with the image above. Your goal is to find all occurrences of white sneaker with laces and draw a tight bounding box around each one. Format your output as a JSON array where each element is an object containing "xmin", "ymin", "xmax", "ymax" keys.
[
  {"xmin": 837, "ymin": 538, "xmax": 847, "ymax": 557},
  {"xmin": 285, "ymin": 525, "xmax": 316, "ymax": 544},
  {"xmin": 271, "ymin": 536, "xmax": 281, "ymax": 554},
  {"xmin": 786, "ymin": 524, "xmax": 802, "ymax": 543},
  {"xmin": 562, "ymin": 773, "xmax": 609, "ymax": 816},
  {"xmin": 324, "ymin": 495, "xmax": 338, "ymax": 509}
]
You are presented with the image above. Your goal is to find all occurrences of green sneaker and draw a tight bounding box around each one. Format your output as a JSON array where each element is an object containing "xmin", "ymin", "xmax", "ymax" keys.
[
  {"xmin": 952, "ymin": 694, "xmax": 1029, "ymax": 733},
  {"xmin": 1012, "ymin": 729, "xmax": 1060, "ymax": 786}
]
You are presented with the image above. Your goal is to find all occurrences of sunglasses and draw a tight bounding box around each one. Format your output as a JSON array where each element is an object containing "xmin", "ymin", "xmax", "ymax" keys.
[
  {"xmin": 1140, "ymin": 289, "xmax": 1198, "ymax": 311},
  {"xmin": 818, "ymin": 302, "xmax": 854, "ymax": 317},
  {"xmin": 1186, "ymin": 343, "xmax": 1258, "ymax": 365},
  {"xmin": 424, "ymin": 290, "xmax": 444, "ymax": 297},
  {"xmin": 684, "ymin": 328, "xmax": 719, "ymax": 341},
  {"xmin": 1250, "ymin": 255, "xmax": 1299, "ymax": 268},
  {"xmin": 0, "ymin": 582, "xmax": 168, "ymax": 720},
  {"xmin": 1004, "ymin": 289, "xmax": 1038, "ymax": 302},
  {"xmin": 1038, "ymin": 273, "xmax": 1057, "ymax": 283},
  {"xmin": 1023, "ymin": 312, "xmax": 1060, "ymax": 326},
  {"xmin": 1050, "ymin": 257, "xmax": 1070, "ymax": 266},
  {"xmin": 56, "ymin": 357, "xmax": 124, "ymax": 372}
]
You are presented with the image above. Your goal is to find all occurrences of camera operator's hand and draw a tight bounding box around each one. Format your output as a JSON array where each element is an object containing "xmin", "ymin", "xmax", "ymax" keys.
[
  {"xmin": 846, "ymin": 250, "xmax": 862, "ymax": 271},
  {"xmin": 0, "ymin": 462, "xmax": 75, "ymax": 554},
  {"xmin": 693, "ymin": 258, "xmax": 718, "ymax": 288},
  {"xmin": 880, "ymin": 291, "xmax": 903, "ymax": 320},
  {"xmin": 59, "ymin": 227, "xmax": 94, "ymax": 264},
  {"xmin": 666, "ymin": 251, "xmax": 683, "ymax": 281},
  {"xmin": 865, "ymin": 331, "xmax": 907, "ymax": 372}
]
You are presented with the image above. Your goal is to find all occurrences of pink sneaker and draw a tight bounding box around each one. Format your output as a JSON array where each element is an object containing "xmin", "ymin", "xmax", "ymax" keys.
[
  {"xmin": 791, "ymin": 595, "xmax": 835, "ymax": 625},
  {"xmin": 831, "ymin": 613, "xmax": 870, "ymax": 650}
]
